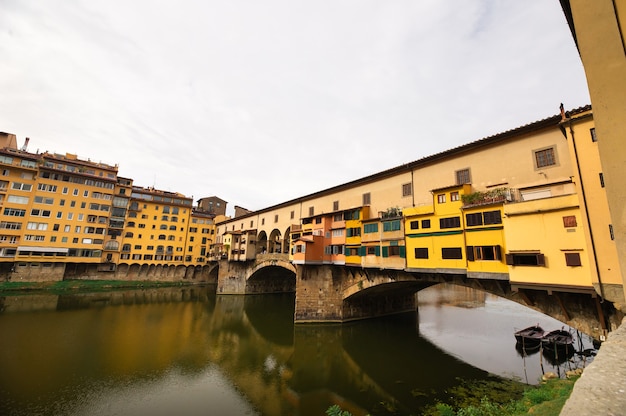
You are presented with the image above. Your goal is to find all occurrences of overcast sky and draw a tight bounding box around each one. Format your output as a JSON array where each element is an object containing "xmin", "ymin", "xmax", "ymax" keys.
[{"xmin": 0, "ymin": 1, "xmax": 590, "ymax": 215}]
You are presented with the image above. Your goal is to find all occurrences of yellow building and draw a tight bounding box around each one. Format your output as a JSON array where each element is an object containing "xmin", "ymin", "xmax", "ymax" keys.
[
  {"xmin": 0, "ymin": 147, "xmax": 119, "ymax": 279},
  {"xmin": 560, "ymin": 106, "xmax": 623, "ymax": 303},
  {"xmin": 121, "ymin": 186, "xmax": 193, "ymax": 265},
  {"xmin": 404, "ymin": 185, "xmax": 469, "ymax": 274},
  {"xmin": 560, "ymin": 0, "xmax": 626, "ymax": 309}
]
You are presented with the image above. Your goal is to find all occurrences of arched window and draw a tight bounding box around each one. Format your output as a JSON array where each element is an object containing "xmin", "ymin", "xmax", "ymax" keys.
[
  {"xmin": 104, "ymin": 240, "xmax": 119, "ymax": 250},
  {"xmin": 122, "ymin": 244, "xmax": 131, "ymax": 252},
  {"xmin": 125, "ymin": 232, "xmax": 134, "ymax": 238}
]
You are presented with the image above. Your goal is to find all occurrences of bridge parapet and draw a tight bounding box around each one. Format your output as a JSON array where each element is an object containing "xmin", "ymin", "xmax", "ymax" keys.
[{"xmin": 256, "ymin": 253, "xmax": 290, "ymax": 262}]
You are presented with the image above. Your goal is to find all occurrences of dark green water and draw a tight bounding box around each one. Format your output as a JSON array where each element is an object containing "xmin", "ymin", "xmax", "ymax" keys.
[{"xmin": 0, "ymin": 284, "xmax": 595, "ymax": 416}]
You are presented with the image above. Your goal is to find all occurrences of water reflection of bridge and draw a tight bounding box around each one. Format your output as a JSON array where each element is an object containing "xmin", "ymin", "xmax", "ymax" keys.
[{"xmin": 0, "ymin": 286, "xmax": 505, "ymax": 416}]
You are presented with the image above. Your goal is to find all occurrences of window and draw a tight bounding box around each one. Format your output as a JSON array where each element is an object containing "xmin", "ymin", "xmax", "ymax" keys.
[
  {"xmin": 466, "ymin": 213, "xmax": 483, "ymax": 226},
  {"xmin": 402, "ymin": 183, "xmax": 412, "ymax": 197},
  {"xmin": 440, "ymin": 216, "xmax": 460, "ymax": 229},
  {"xmin": 456, "ymin": 168, "xmax": 471, "ymax": 185},
  {"xmin": 409, "ymin": 220, "xmax": 419, "ymax": 230},
  {"xmin": 441, "ymin": 247, "xmax": 463, "ymax": 259},
  {"xmin": 599, "ymin": 173, "xmax": 605, "ymax": 188},
  {"xmin": 450, "ymin": 191, "xmax": 459, "ymax": 201},
  {"xmin": 11, "ymin": 182, "xmax": 32, "ymax": 191},
  {"xmin": 590, "ymin": 128, "xmax": 597, "ymax": 142},
  {"xmin": 333, "ymin": 201, "xmax": 339, "ymax": 211},
  {"xmin": 274, "ymin": 214, "xmax": 278, "ymax": 223},
  {"xmin": 3, "ymin": 208, "xmax": 26, "ymax": 217},
  {"xmin": 563, "ymin": 215, "xmax": 577, "ymax": 228},
  {"xmin": 290, "ymin": 211, "xmax": 294, "ymax": 220},
  {"xmin": 309, "ymin": 206, "xmax": 314, "ymax": 216},
  {"xmin": 383, "ymin": 220, "xmax": 401, "ymax": 232},
  {"xmin": 483, "ymin": 210, "xmax": 502, "ymax": 225},
  {"xmin": 565, "ymin": 252, "xmax": 582, "ymax": 267},
  {"xmin": 609, "ymin": 224, "xmax": 615, "ymax": 240},
  {"xmin": 7, "ymin": 195, "xmax": 29, "ymax": 204},
  {"xmin": 422, "ymin": 219, "xmax": 431, "ymax": 229},
  {"xmin": 363, "ymin": 192, "xmax": 371, "ymax": 205},
  {"xmin": 467, "ymin": 245, "xmax": 502, "ymax": 261},
  {"xmin": 505, "ymin": 252, "xmax": 545, "ymax": 266},
  {"xmin": 534, "ymin": 147, "xmax": 557, "ymax": 168},
  {"xmin": 367, "ymin": 246, "xmax": 378, "ymax": 255},
  {"xmin": 437, "ymin": 194, "xmax": 446, "ymax": 204},
  {"xmin": 414, "ymin": 248, "xmax": 428, "ymax": 259},
  {"xmin": 364, "ymin": 223, "xmax": 378, "ymax": 233}
]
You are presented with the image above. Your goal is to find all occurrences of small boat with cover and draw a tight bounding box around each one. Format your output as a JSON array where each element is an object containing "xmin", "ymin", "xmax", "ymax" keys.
[{"xmin": 541, "ymin": 328, "xmax": 574, "ymax": 353}]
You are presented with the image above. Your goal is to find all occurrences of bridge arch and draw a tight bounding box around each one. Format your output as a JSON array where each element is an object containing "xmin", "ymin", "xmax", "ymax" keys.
[
  {"xmin": 245, "ymin": 259, "xmax": 296, "ymax": 294},
  {"xmin": 268, "ymin": 228, "xmax": 282, "ymax": 253},
  {"xmin": 293, "ymin": 265, "xmax": 618, "ymax": 339},
  {"xmin": 257, "ymin": 230, "xmax": 268, "ymax": 254}
]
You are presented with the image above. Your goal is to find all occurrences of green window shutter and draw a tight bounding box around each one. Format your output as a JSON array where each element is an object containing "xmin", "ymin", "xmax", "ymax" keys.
[
  {"xmin": 358, "ymin": 246, "xmax": 366, "ymax": 256},
  {"xmin": 382, "ymin": 246, "xmax": 389, "ymax": 258},
  {"xmin": 375, "ymin": 246, "xmax": 381, "ymax": 256},
  {"xmin": 399, "ymin": 246, "xmax": 406, "ymax": 258}
]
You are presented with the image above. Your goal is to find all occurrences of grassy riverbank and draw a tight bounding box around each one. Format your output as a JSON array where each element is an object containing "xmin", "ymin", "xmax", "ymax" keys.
[
  {"xmin": 0, "ymin": 279, "xmax": 203, "ymax": 295},
  {"xmin": 326, "ymin": 376, "xmax": 578, "ymax": 416}
]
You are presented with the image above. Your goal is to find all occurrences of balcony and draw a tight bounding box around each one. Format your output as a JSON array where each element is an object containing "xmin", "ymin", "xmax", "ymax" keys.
[{"xmin": 462, "ymin": 188, "xmax": 513, "ymax": 208}]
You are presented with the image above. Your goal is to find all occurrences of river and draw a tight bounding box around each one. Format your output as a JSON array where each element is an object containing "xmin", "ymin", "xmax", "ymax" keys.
[{"xmin": 0, "ymin": 283, "xmax": 596, "ymax": 416}]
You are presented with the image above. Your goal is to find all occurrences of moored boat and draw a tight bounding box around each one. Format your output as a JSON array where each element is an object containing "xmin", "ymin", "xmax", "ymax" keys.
[
  {"xmin": 514, "ymin": 324, "xmax": 545, "ymax": 349},
  {"xmin": 541, "ymin": 328, "xmax": 574, "ymax": 353}
]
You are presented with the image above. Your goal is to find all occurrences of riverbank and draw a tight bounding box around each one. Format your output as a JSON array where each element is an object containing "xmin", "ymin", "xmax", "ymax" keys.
[{"xmin": 0, "ymin": 279, "xmax": 207, "ymax": 295}]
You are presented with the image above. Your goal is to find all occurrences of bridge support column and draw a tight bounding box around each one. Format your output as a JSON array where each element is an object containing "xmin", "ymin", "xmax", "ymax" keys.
[
  {"xmin": 295, "ymin": 265, "xmax": 344, "ymax": 323},
  {"xmin": 216, "ymin": 260, "xmax": 248, "ymax": 294}
]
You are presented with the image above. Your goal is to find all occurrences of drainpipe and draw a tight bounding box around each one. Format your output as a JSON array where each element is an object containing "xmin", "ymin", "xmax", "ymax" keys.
[
  {"xmin": 411, "ymin": 169, "xmax": 415, "ymax": 207},
  {"xmin": 566, "ymin": 115, "xmax": 606, "ymax": 302}
]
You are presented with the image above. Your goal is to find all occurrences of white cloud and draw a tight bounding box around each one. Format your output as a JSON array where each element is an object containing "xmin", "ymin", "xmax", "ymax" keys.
[{"xmin": 0, "ymin": 0, "xmax": 589, "ymax": 214}]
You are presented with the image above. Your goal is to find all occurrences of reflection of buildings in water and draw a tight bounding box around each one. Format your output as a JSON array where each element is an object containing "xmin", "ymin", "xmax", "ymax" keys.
[{"xmin": 417, "ymin": 283, "xmax": 487, "ymax": 308}]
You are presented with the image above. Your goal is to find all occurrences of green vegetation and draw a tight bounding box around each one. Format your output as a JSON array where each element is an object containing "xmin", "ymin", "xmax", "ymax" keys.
[
  {"xmin": 0, "ymin": 279, "xmax": 201, "ymax": 295},
  {"xmin": 326, "ymin": 376, "xmax": 578, "ymax": 416},
  {"xmin": 461, "ymin": 187, "xmax": 509, "ymax": 206}
]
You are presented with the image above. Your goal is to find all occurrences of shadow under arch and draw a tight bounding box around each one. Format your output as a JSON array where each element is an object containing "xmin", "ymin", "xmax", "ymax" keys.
[
  {"xmin": 246, "ymin": 261, "xmax": 296, "ymax": 294},
  {"xmin": 244, "ymin": 293, "xmax": 295, "ymax": 346}
]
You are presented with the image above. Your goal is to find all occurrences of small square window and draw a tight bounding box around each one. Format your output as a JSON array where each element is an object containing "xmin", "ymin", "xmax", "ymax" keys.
[
  {"xmin": 363, "ymin": 193, "xmax": 371, "ymax": 205},
  {"xmin": 534, "ymin": 147, "xmax": 557, "ymax": 168},
  {"xmin": 450, "ymin": 191, "xmax": 459, "ymax": 201},
  {"xmin": 437, "ymin": 194, "xmax": 446, "ymax": 204},
  {"xmin": 402, "ymin": 183, "xmax": 412, "ymax": 197},
  {"xmin": 333, "ymin": 201, "xmax": 339, "ymax": 211},
  {"xmin": 563, "ymin": 215, "xmax": 577, "ymax": 228},
  {"xmin": 565, "ymin": 252, "xmax": 582, "ymax": 267},
  {"xmin": 456, "ymin": 168, "xmax": 471, "ymax": 185},
  {"xmin": 590, "ymin": 128, "xmax": 597, "ymax": 142}
]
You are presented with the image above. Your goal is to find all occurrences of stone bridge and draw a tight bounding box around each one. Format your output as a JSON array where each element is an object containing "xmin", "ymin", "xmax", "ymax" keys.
[{"xmin": 214, "ymin": 254, "xmax": 622, "ymax": 341}]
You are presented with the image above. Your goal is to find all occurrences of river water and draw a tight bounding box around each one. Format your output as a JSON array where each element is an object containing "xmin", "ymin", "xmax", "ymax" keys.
[{"xmin": 0, "ymin": 283, "xmax": 596, "ymax": 416}]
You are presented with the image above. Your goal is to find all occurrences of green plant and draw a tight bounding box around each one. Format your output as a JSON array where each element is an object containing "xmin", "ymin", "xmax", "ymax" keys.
[{"xmin": 325, "ymin": 405, "xmax": 353, "ymax": 416}]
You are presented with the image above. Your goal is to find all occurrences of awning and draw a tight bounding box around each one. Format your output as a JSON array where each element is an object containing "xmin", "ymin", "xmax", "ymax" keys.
[{"xmin": 17, "ymin": 246, "xmax": 69, "ymax": 254}]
